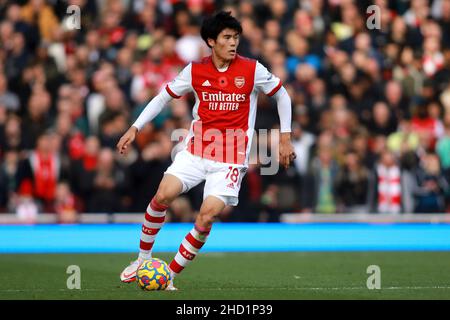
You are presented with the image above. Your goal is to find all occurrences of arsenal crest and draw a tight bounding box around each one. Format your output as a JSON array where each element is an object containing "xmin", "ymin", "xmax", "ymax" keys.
[{"xmin": 234, "ymin": 76, "xmax": 245, "ymax": 88}]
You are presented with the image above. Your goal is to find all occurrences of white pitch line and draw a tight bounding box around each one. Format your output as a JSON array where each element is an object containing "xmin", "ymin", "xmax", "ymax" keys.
[
  {"xmin": 0, "ymin": 288, "xmax": 102, "ymax": 292},
  {"xmin": 1, "ymin": 286, "xmax": 450, "ymax": 293},
  {"xmin": 194, "ymin": 286, "xmax": 450, "ymax": 291},
  {"xmin": 106, "ymin": 286, "xmax": 450, "ymax": 291},
  {"xmin": 296, "ymin": 286, "xmax": 450, "ymax": 291}
]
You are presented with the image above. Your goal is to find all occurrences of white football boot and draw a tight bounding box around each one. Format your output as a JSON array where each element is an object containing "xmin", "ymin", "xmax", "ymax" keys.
[
  {"xmin": 165, "ymin": 268, "xmax": 178, "ymax": 290},
  {"xmin": 120, "ymin": 258, "xmax": 143, "ymax": 283},
  {"xmin": 165, "ymin": 279, "xmax": 178, "ymax": 291}
]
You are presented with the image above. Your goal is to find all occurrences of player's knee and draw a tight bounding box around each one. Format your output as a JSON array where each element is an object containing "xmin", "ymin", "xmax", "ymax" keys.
[
  {"xmin": 154, "ymin": 191, "xmax": 172, "ymax": 206},
  {"xmin": 197, "ymin": 208, "xmax": 219, "ymax": 226}
]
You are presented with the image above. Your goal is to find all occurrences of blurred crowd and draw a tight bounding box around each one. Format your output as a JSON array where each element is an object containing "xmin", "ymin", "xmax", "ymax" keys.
[{"xmin": 0, "ymin": 0, "xmax": 450, "ymax": 223}]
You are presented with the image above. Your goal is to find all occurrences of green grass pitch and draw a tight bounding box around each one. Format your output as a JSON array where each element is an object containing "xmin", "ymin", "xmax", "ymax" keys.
[{"xmin": 1, "ymin": 252, "xmax": 450, "ymax": 299}]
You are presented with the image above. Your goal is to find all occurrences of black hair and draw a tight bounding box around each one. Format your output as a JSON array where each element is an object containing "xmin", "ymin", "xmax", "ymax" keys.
[{"xmin": 200, "ymin": 11, "xmax": 242, "ymax": 48}]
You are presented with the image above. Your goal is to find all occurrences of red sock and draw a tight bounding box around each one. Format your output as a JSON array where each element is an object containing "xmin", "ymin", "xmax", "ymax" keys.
[
  {"xmin": 139, "ymin": 197, "xmax": 168, "ymax": 260},
  {"xmin": 169, "ymin": 224, "xmax": 211, "ymax": 277}
]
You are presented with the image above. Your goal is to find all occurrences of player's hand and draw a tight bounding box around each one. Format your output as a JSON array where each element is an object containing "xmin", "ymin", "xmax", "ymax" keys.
[
  {"xmin": 279, "ymin": 132, "xmax": 296, "ymax": 169},
  {"xmin": 117, "ymin": 126, "xmax": 138, "ymax": 155}
]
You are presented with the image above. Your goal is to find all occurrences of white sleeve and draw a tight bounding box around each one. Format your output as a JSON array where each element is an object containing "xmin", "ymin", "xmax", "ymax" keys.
[
  {"xmin": 165, "ymin": 63, "xmax": 192, "ymax": 98},
  {"xmin": 273, "ymin": 86, "xmax": 292, "ymax": 133},
  {"xmin": 254, "ymin": 61, "xmax": 282, "ymax": 96},
  {"xmin": 132, "ymin": 89, "xmax": 172, "ymax": 131}
]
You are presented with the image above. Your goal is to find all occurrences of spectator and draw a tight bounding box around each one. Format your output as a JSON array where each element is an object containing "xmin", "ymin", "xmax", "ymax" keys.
[
  {"xmin": 54, "ymin": 181, "xmax": 78, "ymax": 223},
  {"xmin": 302, "ymin": 144, "xmax": 339, "ymax": 214},
  {"xmin": 285, "ymin": 32, "xmax": 321, "ymax": 79},
  {"xmin": 4, "ymin": 31, "xmax": 30, "ymax": 85},
  {"xmin": 384, "ymin": 80, "xmax": 411, "ymax": 121},
  {"xmin": 335, "ymin": 150, "xmax": 372, "ymax": 213},
  {"xmin": 0, "ymin": 149, "xmax": 20, "ymax": 212},
  {"xmin": 15, "ymin": 186, "xmax": 39, "ymax": 224},
  {"xmin": 174, "ymin": 11, "xmax": 209, "ymax": 63},
  {"xmin": 400, "ymin": 150, "xmax": 421, "ymax": 213},
  {"xmin": 21, "ymin": 87, "xmax": 52, "ymax": 149},
  {"xmin": 413, "ymin": 153, "xmax": 448, "ymax": 213},
  {"xmin": 436, "ymin": 123, "xmax": 450, "ymax": 210},
  {"xmin": 128, "ymin": 140, "xmax": 171, "ymax": 212},
  {"xmin": 84, "ymin": 148, "xmax": 129, "ymax": 213},
  {"xmin": 291, "ymin": 122, "xmax": 315, "ymax": 177},
  {"xmin": 230, "ymin": 163, "xmax": 264, "ymax": 222},
  {"xmin": 392, "ymin": 46, "xmax": 424, "ymax": 98},
  {"xmin": 387, "ymin": 118, "xmax": 420, "ymax": 156},
  {"xmin": 0, "ymin": 73, "xmax": 20, "ymax": 112},
  {"xmin": 403, "ymin": 0, "xmax": 429, "ymax": 28},
  {"xmin": 69, "ymin": 135, "xmax": 100, "ymax": 211},
  {"xmin": 372, "ymin": 149, "xmax": 402, "ymax": 214},
  {"xmin": 1, "ymin": 114, "xmax": 23, "ymax": 152},
  {"xmin": 17, "ymin": 131, "xmax": 65, "ymax": 213},
  {"xmin": 368, "ymin": 101, "xmax": 398, "ymax": 136},
  {"xmin": 411, "ymin": 102, "xmax": 442, "ymax": 150},
  {"xmin": 422, "ymin": 36, "xmax": 444, "ymax": 77},
  {"xmin": 20, "ymin": 0, "xmax": 59, "ymax": 43}
]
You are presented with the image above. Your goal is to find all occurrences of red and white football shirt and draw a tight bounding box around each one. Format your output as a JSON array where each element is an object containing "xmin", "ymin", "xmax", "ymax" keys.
[{"xmin": 165, "ymin": 55, "xmax": 282, "ymax": 165}]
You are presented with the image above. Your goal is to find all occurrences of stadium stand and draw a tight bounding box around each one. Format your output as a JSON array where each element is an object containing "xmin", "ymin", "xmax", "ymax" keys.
[{"xmin": 0, "ymin": 0, "xmax": 449, "ymax": 224}]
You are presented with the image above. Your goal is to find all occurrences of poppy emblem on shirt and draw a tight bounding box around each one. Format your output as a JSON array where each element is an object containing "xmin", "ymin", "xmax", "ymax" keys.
[
  {"xmin": 218, "ymin": 76, "xmax": 228, "ymax": 87},
  {"xmin": 234, "ymin": 76, "xmax": 245, "ymax": 88}
]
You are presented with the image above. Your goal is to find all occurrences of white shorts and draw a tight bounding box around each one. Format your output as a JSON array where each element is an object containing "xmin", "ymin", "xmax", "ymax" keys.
[{"xmin": 164, "ymin": 150, "xmax": 247, "ymax": 206}]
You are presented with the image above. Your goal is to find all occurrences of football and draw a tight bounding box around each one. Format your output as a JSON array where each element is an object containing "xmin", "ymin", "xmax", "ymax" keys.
[{"xmin": 136, "ymin": 258, "xmax": 171, "ymax": 291}]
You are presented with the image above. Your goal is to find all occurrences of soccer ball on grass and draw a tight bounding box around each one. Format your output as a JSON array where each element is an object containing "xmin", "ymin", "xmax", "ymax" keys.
[{"xmin": 136, "ymin": 258, "xmax": 171, "ymax": 291}]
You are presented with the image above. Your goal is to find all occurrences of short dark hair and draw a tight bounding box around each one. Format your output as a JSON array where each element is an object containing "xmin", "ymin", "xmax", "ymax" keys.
[{"xmin": 200, "ymin": 11, "xmax": 242, "ymax": 48}]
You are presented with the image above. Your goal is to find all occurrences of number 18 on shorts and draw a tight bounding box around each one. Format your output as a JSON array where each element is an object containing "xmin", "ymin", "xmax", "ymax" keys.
[{"xmin": 164, "ymin": 150, "xmax": 247, "ymax": 206}]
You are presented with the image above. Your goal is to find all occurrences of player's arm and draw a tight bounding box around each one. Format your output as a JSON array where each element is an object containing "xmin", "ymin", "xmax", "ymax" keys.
[
  {"xmin": 117, "ymin": 89, "xmax": 173, "ymax": 154},
  {"xmin": 273, "ymin": 87, "xmax": 296, "ymax": 169},
  {"xmin": 255, "ymin": 61, "xmax": 296, "ymax": 168},
  {"xmin": 117, "ymin": 64, "xmax": 192, "ymax": 155}
]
